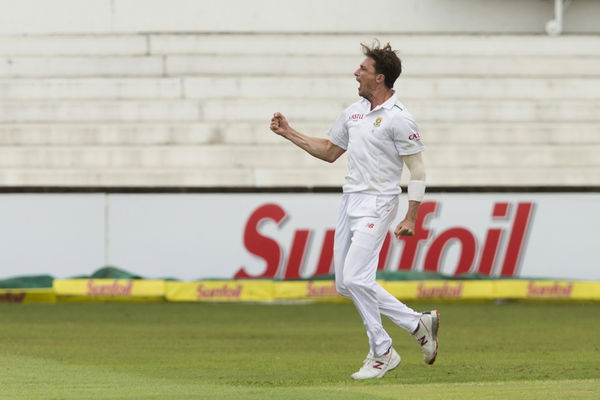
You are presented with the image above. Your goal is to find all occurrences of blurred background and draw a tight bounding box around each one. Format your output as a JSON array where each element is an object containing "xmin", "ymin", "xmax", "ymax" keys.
[{"xmin": 0, "ymin": 0, "xmax": 599, "ymax": 283}]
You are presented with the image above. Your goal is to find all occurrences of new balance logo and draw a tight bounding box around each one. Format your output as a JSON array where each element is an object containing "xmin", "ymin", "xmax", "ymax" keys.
[
  {"xmin": 373, "ymin": 361, "xmax": 385, "ymax": 370},
  {"xmin": 417, "ymin": 336, "xmax": 428, "ymax": 346}
]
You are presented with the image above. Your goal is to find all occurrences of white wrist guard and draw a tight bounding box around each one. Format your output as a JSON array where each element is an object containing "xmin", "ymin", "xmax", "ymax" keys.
[{"xmin": 407, "ymin": 180, "xmax": 426, "ymax": 202}]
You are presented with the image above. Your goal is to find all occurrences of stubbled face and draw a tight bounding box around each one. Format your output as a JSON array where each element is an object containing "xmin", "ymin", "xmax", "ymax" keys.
[{"xmin": 354, "ymin": 57, "xmax": 380, "ymax": 98}]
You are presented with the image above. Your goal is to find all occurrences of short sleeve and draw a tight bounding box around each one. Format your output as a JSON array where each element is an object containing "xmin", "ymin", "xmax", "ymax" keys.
[
  {"xmin": 328, "ymin": 111, "xmax": 349, "ymax": 150},
  {"xmin": 392, "ymin": 115, "xmax": 424, "ymax": 156}
]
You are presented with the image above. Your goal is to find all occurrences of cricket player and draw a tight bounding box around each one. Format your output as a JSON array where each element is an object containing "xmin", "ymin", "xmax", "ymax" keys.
[{"xmin": 269, "ymin": 41, "xmax": 439, "ymax": 380}]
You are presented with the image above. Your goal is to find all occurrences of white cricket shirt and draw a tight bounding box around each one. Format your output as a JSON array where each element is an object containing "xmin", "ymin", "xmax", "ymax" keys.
[{"xmin": 328, "ymin": 93, "xmax": 424, "ymax": 195}]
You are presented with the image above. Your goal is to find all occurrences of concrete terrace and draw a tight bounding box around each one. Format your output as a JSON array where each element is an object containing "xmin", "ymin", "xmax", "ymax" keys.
[{"xmin": 0, "ymin": 33, "xmax": 599, "ymax": 187}]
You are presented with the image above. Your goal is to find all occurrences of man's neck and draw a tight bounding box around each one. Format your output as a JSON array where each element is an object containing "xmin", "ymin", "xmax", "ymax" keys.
[{"xmin": 365, "ymin": 88, "xmax": 394, "ymax": 111}]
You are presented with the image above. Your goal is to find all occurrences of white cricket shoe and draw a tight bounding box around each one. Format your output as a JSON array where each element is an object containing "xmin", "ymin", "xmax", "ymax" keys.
[
  {"xmin": 412, "ymin": 310, "xmax": 440, "ymax": 365},
  {"xmin": 351, "ymin": 347, "xmax": 401, "ymax": 380}
]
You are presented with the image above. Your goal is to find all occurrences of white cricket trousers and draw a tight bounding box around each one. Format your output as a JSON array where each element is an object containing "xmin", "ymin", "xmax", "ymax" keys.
[{"xmin": 334, "ymin": 193, "xmax": 421, "ymax": 357}]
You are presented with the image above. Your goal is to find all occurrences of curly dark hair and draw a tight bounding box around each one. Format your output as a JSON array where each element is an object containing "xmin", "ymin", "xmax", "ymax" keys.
[{"xmin": 360, "ymin": 40, "xmax": 402, "ymax": 89}]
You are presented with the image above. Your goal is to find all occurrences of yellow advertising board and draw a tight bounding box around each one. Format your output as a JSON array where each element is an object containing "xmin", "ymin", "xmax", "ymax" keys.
[
  {"xmin": 274, "ymin": 280, "xmax": 348, "ymax": 302},
  {"xmin": 495, "ymin": 280, "xmax": 600, "ymax": 301},
  {"xmin": 5, "ymin": 279, "xmax": 598, "ymax": 304},
  {"xmin": 0, "ymin": 288, "xmax": 56, "ymax": 304},
  {"xmin": 383, "ymin": 280, "xmax": 496, "ymax": 301},
  {"xmin": 53, "ymin": 279, "xmax": 165, "ymax": 302},
  {"xmin": 166, "ymin": 280, "xmax": 274, "ymax": 302},
  {"xmin": 382, "ymin": 280, "xmax": 600, "ymax": 302}
]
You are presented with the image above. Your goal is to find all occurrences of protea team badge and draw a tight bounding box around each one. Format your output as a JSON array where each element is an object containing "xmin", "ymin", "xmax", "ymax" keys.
[{"xmin": 374, "ymin": 117, "xmax": 383, "ymax": 127}]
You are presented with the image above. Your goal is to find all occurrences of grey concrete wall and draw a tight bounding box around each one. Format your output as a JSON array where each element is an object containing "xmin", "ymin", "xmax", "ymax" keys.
[
  {"xmin": 0, "ymin": 1, "xmax": 599, "ymax": 187},
  {"xmin": 1, "ymin": 33, "xmax": 599, "ymax": 187},
  {"xmin": 0, "ymin": 0, "xmax": 598, "ymax": 34}
]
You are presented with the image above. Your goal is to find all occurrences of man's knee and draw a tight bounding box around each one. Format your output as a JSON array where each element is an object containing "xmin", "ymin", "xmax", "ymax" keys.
[
  {"xmin": 342, "ymin": 275, "xmax": 369, "ymax": 293},
  {"xmin": 335, "ymin": 281, "xmax": 351, "ymax": 298}
]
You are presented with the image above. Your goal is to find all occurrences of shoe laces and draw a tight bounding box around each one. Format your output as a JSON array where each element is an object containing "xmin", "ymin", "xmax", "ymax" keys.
[
  {"xmin": 361, "ymin": 350, "xmax": 391, "ymax": 368},
  {"xmin": 415, "ymin": 319, "xmax": 431, "ymax": 337}
]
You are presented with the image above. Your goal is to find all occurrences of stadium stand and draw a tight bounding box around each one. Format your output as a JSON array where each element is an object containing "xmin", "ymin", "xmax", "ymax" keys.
[{"xmin": 0, "ymin": 31, "xmax": 599, "ymax": 187}]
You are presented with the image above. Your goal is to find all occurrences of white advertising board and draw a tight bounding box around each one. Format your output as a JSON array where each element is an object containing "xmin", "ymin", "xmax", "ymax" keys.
[{"xmin": 0, "ymin": 193, "xmax": 598, "ymax": 281}]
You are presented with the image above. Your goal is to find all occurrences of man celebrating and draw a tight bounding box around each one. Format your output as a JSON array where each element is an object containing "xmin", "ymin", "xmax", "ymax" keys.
[{"xmin": 269, "ymin": 40, "xmax": 439, "ymax": 380}]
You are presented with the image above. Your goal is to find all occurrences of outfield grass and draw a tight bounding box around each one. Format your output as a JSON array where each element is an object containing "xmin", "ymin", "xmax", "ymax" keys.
[{"xmin": 0, "ymin": 302, "xmax": 598, "ymax": 399}]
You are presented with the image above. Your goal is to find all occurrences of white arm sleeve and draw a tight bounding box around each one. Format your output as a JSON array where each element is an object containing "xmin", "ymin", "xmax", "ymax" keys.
[
  {"xmin": 403, "ymin": 152, "xmax": 425, "ymax": 181},
  {"xmin": 404, "ymin": 152, "xmax": 426, "ymax": 201}
]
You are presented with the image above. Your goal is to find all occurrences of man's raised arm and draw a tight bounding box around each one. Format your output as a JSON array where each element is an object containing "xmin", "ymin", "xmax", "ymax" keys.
[{"xmin": 270, "ymin": 112, "xmax": 345, "ymax": 163}]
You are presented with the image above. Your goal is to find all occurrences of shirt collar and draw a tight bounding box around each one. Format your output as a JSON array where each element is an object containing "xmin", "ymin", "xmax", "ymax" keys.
[
  {"xmin": 380, "ymin": 91, "xmax": 397, "ymax": 109},
  {"xmin": 361, "ymin": 90, "xmax": 397, "ymax": 112}
]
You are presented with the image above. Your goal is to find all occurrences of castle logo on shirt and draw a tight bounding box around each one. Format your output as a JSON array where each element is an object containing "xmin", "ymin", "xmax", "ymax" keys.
[
  {"xmin": 409, "ymin": 132, "xmax": 422, "ymax": 141},
  {"xmin": 373, "ymin": 117, "xmax": 383, "ymax": 127}
]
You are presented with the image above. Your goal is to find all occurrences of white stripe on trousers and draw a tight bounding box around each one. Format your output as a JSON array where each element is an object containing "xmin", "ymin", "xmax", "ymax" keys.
[{"xmin": 334, "ymin": 192, "xmax": 421, "ymax": 357}]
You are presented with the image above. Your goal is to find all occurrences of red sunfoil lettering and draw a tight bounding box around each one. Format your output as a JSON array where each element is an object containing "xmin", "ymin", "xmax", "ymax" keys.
[
  {"xmin": 314, "ymin": 229, "xmax": 335, "ymax": 276},
  {"xmin": 527, "ymin": 281, "xmax": 573, "ymax": 298},
  {"xmin": 477, "ymin": 228, "xmax": 503, "ymax": 275},
  {"xmin": 0, "ymin": 292, "xmax": 26, "ymax": 303},
  {"xmin": 397, "ymin": 201, "xmax": 437, "ymax": 270},
  {"xmin": 235, "ymin": 204, "xmax": 286, "ymax": 279},
  {"xmin": 284, "ymin": 229, "xmax": 311, "ymax": 279},
  {"xmin": 424, "ymin": 228, "xmax": 477, "ymax": 275},
  {"xmin": 417, "ymin": 282, "xmax": 464, "ymax": 299},
  {"xmin": 87, "ymin": 280, "xmax": 133, "ymax": 296},
  {"xmin": 493, "ymin": 202, "xmax": 510, "ymax": 218},
  {"xmin": 197, "ymin": 284, "xmax": 242, "ymax": 299},
  {"xmin": 239, "ymin": 200, "xmax": 535, "ymax": 280},
  {"xmin": 306, "ymin": 281, "xmax": 338, "ymax": 297},
  {"xmin": 377, "ymin": 232, "xmax": 392, "ymax": 270},
  {"xmin": 477, "ymin": 202, "xmax": 510, "ymax": 275},
  {"xmin": 500, "ymin": 203, "xmax": 534, "ymax": 277}
]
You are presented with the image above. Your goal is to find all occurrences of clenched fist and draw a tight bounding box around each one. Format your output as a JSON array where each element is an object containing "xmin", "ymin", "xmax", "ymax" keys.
[
  {"xmin": 394, "ymin": 219, "xmax": 415, "ymax": 238},
  {"xmin": 270, "ymin": 112, "xmax": 290, "ymax": 136}
]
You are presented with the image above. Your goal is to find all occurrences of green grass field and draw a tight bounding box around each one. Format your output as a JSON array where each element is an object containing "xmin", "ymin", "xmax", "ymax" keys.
[{"xmin": 1, "ymin": 302, "xmax": 599, "ymax": 399}]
